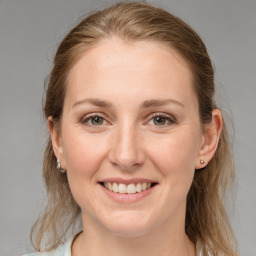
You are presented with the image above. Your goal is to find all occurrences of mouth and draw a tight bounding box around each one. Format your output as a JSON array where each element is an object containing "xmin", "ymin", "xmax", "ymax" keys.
[{"xmin": 99, "ymin": 182, "xmax": 158, "ymax": 194}]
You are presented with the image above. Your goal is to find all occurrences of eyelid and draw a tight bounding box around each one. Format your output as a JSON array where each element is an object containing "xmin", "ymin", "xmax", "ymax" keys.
[
  {"xmin": 149, "ymin": 112, "xmax": 176, "ymax": 120},
  {"xmin": 81, "ymin": 112, "xmax": 110, "ymax": 125},
  {"xmin": 146, "ymin": 112, "xmax": 176, "ymax": 126},
  {"xmin": 80, "ymin": 112, "xmax": 176, "ymax": 127}
]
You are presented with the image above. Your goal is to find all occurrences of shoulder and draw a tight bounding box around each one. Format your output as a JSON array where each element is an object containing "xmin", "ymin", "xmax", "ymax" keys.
[{"xmin": 22, "ymin": 236, "xmax": 73, "ymax": 256}]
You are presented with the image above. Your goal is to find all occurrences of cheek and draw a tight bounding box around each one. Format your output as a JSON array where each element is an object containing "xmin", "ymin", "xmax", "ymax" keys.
[
  {"xmin": 63, "ymin": 139, "xmax": 94, "ymax": 177},
  {"xmin": 60, "ymin": 126, "xmax": 108, "ymax": 193},
  {"xmin": 61, "ymin": 123, "xmax": 106, "ymax": 173},
  {"xmin": 147, "ymin": 130, "xmax": 200, "ymax": 189},
  {"xmin": 60, "ymin": 130, "xmax": 109, "ymax": 212}
]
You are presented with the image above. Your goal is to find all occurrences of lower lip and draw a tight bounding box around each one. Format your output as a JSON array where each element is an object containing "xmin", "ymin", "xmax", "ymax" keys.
[{"xmin": 99, "ymin": 184, "xmax": 156, "ymax": 203}]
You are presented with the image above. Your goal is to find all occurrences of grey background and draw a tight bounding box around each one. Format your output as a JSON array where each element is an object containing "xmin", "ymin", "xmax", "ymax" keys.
[{"xmin": 0, "ymin": 0, "xmax": 255, "ymax": 255}]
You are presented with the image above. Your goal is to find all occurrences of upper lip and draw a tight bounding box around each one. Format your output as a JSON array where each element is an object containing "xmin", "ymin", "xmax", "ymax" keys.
[{"xmin": 99, "ymin": 178, "xmax": 158, "ymax": 185}]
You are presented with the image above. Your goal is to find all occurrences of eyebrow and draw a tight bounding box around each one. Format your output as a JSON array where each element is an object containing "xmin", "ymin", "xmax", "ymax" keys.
[
  {"xmin": 72, "ymin": 98, "xmax": 184, "ymax": 109},
  {"xmin": 72, "ymin": 98, "xmax": 113, "ymax": 108},
  {"xmin": 141, "ymin": 99, "xmax": 185, "ymax": 108}
]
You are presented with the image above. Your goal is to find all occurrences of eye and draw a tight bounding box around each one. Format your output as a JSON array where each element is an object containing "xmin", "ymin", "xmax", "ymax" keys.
[
  {"xmin": 148, "ymin": 114, "xmax": 175, "ymax": 126},
  {"xmin": 82, "ymin": 114, "xmax": 107, "ymax": 126},
  {"xmin": 90, "ymin": 116, "xmax": 105, "ymax": 125},
  {"xmin": 153, "ymin": 116, "xmax": 167, "ymax": 126}
]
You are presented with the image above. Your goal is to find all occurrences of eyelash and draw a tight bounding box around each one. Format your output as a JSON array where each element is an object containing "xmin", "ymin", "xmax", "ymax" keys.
[
  {"xmin": 81, "ymin": 113, "xmax": 109, "ymax": 127},
  {"xmin": 147, "ymin": 113, "xmax": 176, "ymax": 127},
  {"xmin": 80, "ymin": 113, "xmax": 176, "ymax": 128}
]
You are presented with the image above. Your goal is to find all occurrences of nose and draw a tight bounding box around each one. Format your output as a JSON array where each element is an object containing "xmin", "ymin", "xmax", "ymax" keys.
[{"xmin": 108, "ymin": 124, "xmax": 146, "ymax": 171}]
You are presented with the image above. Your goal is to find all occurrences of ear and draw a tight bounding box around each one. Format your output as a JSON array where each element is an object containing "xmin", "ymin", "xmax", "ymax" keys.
[
  {"xmin": 195, "ymin": 109, "xmax": 223, "ymax": 169},
  {"xmin": 48, "ymin": 116, "xmax": 66, "ymax": 170}
]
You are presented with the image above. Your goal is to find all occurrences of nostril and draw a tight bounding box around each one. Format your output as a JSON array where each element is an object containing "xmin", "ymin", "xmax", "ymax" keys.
[{"xmin": 107, "ymin": 137, "xmax": 146, "ymax": 171}]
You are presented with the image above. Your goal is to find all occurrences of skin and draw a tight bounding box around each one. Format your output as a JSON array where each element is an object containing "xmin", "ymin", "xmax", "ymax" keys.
[{"xmin": 49, "ymin": 37, "xmax": 222, "ymax": 256}]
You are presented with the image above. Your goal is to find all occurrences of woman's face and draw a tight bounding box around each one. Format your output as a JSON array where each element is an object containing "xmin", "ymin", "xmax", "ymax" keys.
[{"xmin": 52, "ymin": 37, "xmax": 205, "ymax": 237}]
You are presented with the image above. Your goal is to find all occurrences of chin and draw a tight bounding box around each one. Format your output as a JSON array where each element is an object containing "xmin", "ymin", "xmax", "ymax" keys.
[
  {"xmin": 107, "ymin": 224, "xmax": 151, "ymax": 238},
  {"xmin": 101, "ymin": 212, "xmax": 153, "ymax": 238}
]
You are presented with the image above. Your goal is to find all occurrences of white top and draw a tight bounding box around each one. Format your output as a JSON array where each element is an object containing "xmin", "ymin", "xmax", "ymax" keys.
[
  {"xmin": 22, "ymin": 237, "xmax": 72, "ymax": 256},
  {"xmin": 23, "ymin": 236, "xmax": 203, "ymax": 256}
]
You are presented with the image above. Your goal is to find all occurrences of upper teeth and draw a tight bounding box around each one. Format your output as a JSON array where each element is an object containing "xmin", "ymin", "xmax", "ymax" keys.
[{"xmin": 103, "ymin": 182, "xmax": 151, "ymax": 194}]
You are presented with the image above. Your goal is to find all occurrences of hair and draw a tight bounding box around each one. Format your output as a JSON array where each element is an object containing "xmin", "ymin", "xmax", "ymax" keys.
[{"xmin": 31, "ymin": 1, "xmax": 238, "ymax": 255}]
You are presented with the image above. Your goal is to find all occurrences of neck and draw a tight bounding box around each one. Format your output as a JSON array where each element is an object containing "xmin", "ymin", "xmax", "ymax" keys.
[{"xmin": 72, "ymin": 216, "xmax": 196, "ymax": 256}]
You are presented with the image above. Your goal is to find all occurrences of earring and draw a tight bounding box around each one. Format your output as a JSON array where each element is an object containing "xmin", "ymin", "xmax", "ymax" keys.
[
  {"xmin": 200, "ymin": 160, "xmax": 205, "ymax": 165},
  {"xmin": 57, "ymin": 159, "xmax": 66, "ymax": 174}
]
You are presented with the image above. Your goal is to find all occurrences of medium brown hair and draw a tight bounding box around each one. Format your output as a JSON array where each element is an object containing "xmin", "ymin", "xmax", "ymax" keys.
[{"xmin": 31, "ymin": 2, "xmax": 238, "ymax": 255}]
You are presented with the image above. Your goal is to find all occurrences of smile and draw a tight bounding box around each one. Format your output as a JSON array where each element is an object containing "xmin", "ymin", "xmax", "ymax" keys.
[{"xmin": 102, "ymin": 182, "xmax": 154, "ymax": 194}]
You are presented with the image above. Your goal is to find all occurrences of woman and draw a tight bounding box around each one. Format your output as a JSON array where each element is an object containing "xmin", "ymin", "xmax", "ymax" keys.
[{"xmin": 24, "ymin": 2, "xmax": 238, "ymax": 256}]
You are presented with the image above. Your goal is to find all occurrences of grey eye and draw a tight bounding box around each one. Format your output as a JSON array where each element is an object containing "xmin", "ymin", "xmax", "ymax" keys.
[
  {"xmin": 153, "ymin": 116, "xmax": 167, "ymax": 126},
  {"xmin": 90, "ymin": 116, "xmax": 104, "ymax": 125}
]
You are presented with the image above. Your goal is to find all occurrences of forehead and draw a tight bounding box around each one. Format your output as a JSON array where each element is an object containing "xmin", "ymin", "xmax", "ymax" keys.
[
  {"xmin": 65, "ymin": 37, "xmax": 196, "ymax": 108},
  {"xmin": 70, "ymin": 37, "xmax": 191, "ymax": 74}
]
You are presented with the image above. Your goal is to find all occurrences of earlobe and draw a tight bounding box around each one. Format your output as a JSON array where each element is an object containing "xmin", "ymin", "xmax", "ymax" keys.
[
  {"xmin": 48, "ymin": 116, "xmax": 65, "ymax": 168},
  {"xmin": 195, "ymin": 109, "xmax": 223, "ymax": 169}
]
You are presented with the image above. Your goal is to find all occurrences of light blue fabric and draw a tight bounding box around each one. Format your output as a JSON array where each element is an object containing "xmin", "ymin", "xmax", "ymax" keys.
[
  {"xmin": 23, "ymin": 236, "xmax": 203, "ymax": 255},
  {"xmin": 22, "ymin": 236, "xmax": 72, "ymax": 256}
]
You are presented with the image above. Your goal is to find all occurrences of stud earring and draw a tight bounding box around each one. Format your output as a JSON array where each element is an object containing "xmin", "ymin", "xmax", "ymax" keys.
[
  {"xmin": 57, "ymin": 159, "xmax": 66, "ymax": 174},
  {"xmin": 200, "ymin": 160, "xmax": 205, "ymax": 165}
]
